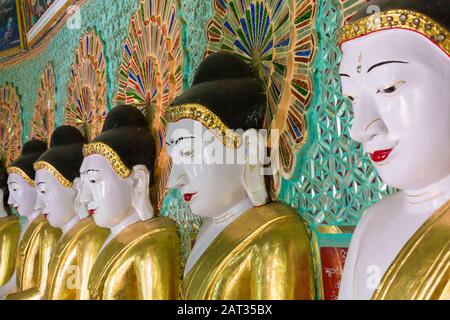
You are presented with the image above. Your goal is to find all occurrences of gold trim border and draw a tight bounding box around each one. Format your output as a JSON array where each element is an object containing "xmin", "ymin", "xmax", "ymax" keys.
[
  {"xmin": 82, "ymin": 142, "xmax": 131, "ymax": 179},
  {"xmin": 33, "ymin": 161, "xmax": 73, "ymax": 188},
  {"xmin": 338, "ymin": 9, "xmax": 450, "ymax": 57},
  {"xmin": 7, "ymin": 166, "xmax": 35, "ymax": 187},
  {"xmin": 167, "ymin": 103, "xmax": 241, "ymax": 148}
]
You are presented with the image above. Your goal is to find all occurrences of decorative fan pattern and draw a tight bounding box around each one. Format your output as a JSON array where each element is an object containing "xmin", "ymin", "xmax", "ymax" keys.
[
  {"xmin": 281, "ymin": 0, "xmax": 395, "ymax": 227},
  {"xmin": 0, "ymin": 85, "xmax": 22, "ymax": 166},
  {"xmin": 30, "ymin": 63, "xmax": 55, "ymax": 144},
  {"xmin": 65, "ymin": 30, "xmax": 107, "ymax": 142},
  {"xmin": 115, "ymin": 0, "xmax": 183, "ymax": 208},
  {"xmin": 206, "ymin": 0, "xmax": 317, "ymax": 195}
]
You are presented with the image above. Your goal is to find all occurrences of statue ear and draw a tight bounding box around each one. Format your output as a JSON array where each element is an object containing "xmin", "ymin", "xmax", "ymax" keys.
[
  {"xmin": 131, "ymin": 165, "xmax": 154, "ymax": 221},
  {"xmin": 240, "ymin": 129, "xmax": 269, "ymax": 206},
  {"xmin": 73, "ymin": 178, "xmax": 89, "ymax": 219}
]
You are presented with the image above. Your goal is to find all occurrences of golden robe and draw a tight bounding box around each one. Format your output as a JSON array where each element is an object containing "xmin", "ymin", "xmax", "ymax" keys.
[
  {"xmin": 0, "ymin": 216, "xmax": 20, "ymax": 286},
  {"xmin": 45, "ymin": 217, "xmax": 109, "ymax": 300},
  {"xmin": 182, "ymin": 202, "xmax": 316, "ymax": 300},
  {"xmin": 88, "ymin": 217, "xmax": 181, "ymax": 300},
  {"xmin": 372, "ymin": 201, "xmax": 450, "ymax": 300},
  {"xmin": 6, "ymin": 214, "xmax": 61, "ymax": 299}
]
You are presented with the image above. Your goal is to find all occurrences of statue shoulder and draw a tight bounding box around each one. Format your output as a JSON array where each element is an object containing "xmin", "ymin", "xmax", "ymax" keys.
[
  {"xmin": 39, "ymin": 217, "xmax": 62, "ymax": 241},
  {"xmin": 250, "ymin": 202, "xmax": 311, "ymax": 247},
  {"xmin": 56, "ymin": 218, "xmax": 109, "ymax": 255},
  {"xmin": 0, "ymin": 216, "xmax": 19, "ymax": 233},
  {"xmin": 107, "ymin": 217, "xmax": 180, "ymax": 254},
  {"xmin": 360, "ymin": 192, "xmax": 402, "ymax": 228}
]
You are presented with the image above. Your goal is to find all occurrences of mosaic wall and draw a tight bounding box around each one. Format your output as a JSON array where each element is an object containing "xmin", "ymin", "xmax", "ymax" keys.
[
  {"xmin": 0, "ymin": 0, "xmax": 396, "ymax": 262},
  {"xmin": 279, "ymin": 0, "xmax": 396, "ymax": 228}
]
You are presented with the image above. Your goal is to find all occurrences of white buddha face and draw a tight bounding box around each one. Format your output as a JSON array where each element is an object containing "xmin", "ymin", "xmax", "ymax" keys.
[
  {"xmin": 167, "ymin": 119, "xmax": 265, "ymax": 218},
  {"xmin": 340, "ymin": 29, "xmax": 450, "ymax": 190},
  {"xmin": 7, "ymin": 173, "xmax": 37, "ymax": 217},
  {"xmin": 79, "ymin": 154, "xmax": 134, "ymax": 229},
  {"xmin": 35, "ymin": 169, "xmax": 77, "ymax": 229}
]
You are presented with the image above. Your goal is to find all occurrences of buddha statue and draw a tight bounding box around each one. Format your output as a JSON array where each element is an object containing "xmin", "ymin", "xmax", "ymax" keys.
[
  {"xmin": 80, "ymin": 105, "xmax": 181, "ymax": 300},
  {"xmin": 0, "ymin": 140, "xmax": 61, "ymax": 299},
  {"xmin": 0, "ymin": 160, "xmax": 19, "ymax": 288},
  {"xmin": 166, "ymin": 52, "xmax": 315, "ymax": 300},
  {"xmin": 9, "ymin": 126, "xmax": 109, "ymax": 300},
  {"xmin": 338, "ymin": 0, "xmax": 450, "ymax": 300}
]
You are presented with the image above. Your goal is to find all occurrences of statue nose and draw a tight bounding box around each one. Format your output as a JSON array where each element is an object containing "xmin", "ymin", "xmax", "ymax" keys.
[
  {"xmin": 167, "ymin": 164, "xmax": 188, "ymax": 190},
  {"xmin": 350, "ymin": 97, "xmax": 388, "ymax": 144}
]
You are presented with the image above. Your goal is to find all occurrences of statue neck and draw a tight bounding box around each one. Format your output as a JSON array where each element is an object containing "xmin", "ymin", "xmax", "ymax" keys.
[
  {"xmin": 61, "ymin": 215, "xmax": 81, "ymax": 236},
  {"xmin": 100, "ymin": 210, "xmax": 141, "ymax": 253},
  {"xmin": 21, "ymin": 210, "xmax": 41, "ymax": 238},
  {"xmin": 110, "ymin": 212, "xmax": 141, "ymax": 237},
  {"xmin": 403, "ymin": 174, "xmax": 450, "ymax": 214},
  {"xmin": 212, "ymin": 197, "xmax": 254, "ymax": 225},
  {"xmin": 184, "ymin": 197, "xmax": 254, "ymax": 276}
]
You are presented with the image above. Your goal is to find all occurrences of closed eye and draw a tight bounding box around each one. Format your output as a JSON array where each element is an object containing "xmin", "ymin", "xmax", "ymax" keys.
[
  {"xmin": 181, "ymin": 150, "xmax": 194, "ymax": 158},
  {"xmin": 377, "ymin": 81, "xmax": 406, "ymax": 96},
  {"xmin": 344, "ymin": 95, "xmax": 356, "ymax": 104}
]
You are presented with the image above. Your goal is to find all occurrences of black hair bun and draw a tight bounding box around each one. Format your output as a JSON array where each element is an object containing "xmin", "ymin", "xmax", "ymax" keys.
[
  {"xmin": 193, "ymin": 52, "xmax": 256, "ymax": 85},
  {"xmin": 50, "ymin": 125, "xmax": 86, "ymax": 147},
  {"xmin": 21, "ymin": 139, "xmax": 47, "ymax": 155},
  {"xmin": 101, "ymin": 104, "xmax": 148, "ymax": 132},
  {"xmin": 9, "ymin": 139, "xmax": 47, "ymax": 181}
]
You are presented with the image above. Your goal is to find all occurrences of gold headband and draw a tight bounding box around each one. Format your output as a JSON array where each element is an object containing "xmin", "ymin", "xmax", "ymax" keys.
[
  {"xmin": 7, "ymin": 167, "xmax": 35, "ymax": 187},
  {"xmin": 82, "ymin": 142, "xmax": 132, "ymax": 178},
  {"xmin": 167, "ymin": 103, "xmax": 241, "ymax": 148},
  {"xmin": 338, "ymin": 9, "xmax": 450, "ymax": 56},
  {"xmin": 33, "ymin": 161, "xmax": 73, "ymax": 188}
]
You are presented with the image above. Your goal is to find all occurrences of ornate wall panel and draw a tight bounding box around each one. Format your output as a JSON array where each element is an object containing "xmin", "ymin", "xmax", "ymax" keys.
[
  {"xmin": 206, "ymin": 0, "xmax": 318, "ymax": 196},
  {"xmin": 114, "ymin": 0, "xmax": 183, "ymax": 208},
  {"xmin": 64, "ymin": 30, "xmax": 107, "ymax": 141},
  {"xmin": 179, "ymin": 0, "xmax": 214, "ymax": 87},
  {"xmin": 0, "ymin": 0, "xmax": 139, "ymax": 138},
  {"xmin": 279, "ymin": 0, "xmax": 394, "ymax": 227},
  {"xmin": 30, "ymin": 63, "xmax": 55, "ymax": 144},
  {"xmin": 0, "ymin": 84, "xmax": 22, "ymax": 166}
]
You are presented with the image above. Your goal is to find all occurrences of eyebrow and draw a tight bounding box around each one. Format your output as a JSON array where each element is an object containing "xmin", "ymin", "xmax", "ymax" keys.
[
  {"xmin": 339, "ymin": 73, "xmax": 350, "ymax": 78},
  {"xmin": 165, "ymin": 136, "xmax": 195, "ymax": 146},
  {"xmin": 367, "ymin": 60, "xmax": 409, "ymax": 73},
  {"xmin": 81, "ymin": 169, "xmax": 100, "ymax": 175}
]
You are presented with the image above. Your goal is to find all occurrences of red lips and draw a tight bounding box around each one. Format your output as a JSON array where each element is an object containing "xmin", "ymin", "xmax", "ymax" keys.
[
  {"xmin": 370, "ymin": 149, "xmax": 393, "ymax": 163},
  {"xmin": 183, "ymin": 193, "xmax": 196, "ymax": 202},
  {"xmin": 89, "ymin": 209, "xmax": 96, "ymax": 216}
]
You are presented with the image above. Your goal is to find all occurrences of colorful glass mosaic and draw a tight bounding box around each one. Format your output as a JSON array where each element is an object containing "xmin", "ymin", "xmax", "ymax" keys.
[
  {"xmin": 30, "ymin": 63, "xmax": 55, "ymax": 144},
  {"xmin": 206, "ymin": 0, "xmax": 318, "ymax": 195},
  {"xmin": 279, "ymin": 0, "xmax": 395, "ymax": 227},
  {"xmin": 64, "ymin": 30, "xmax": 107, "ymax": 142},
  {"xmin": 0, "ymin": 84, "xmax": 22, "ymax": 166},
  {"xmin": 179, "ymin": 0, "xmax": 214, "ymax": 86},
  {"xmin": 115, "ymin": 0, "xmax": 183, "ymax": 208}
]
